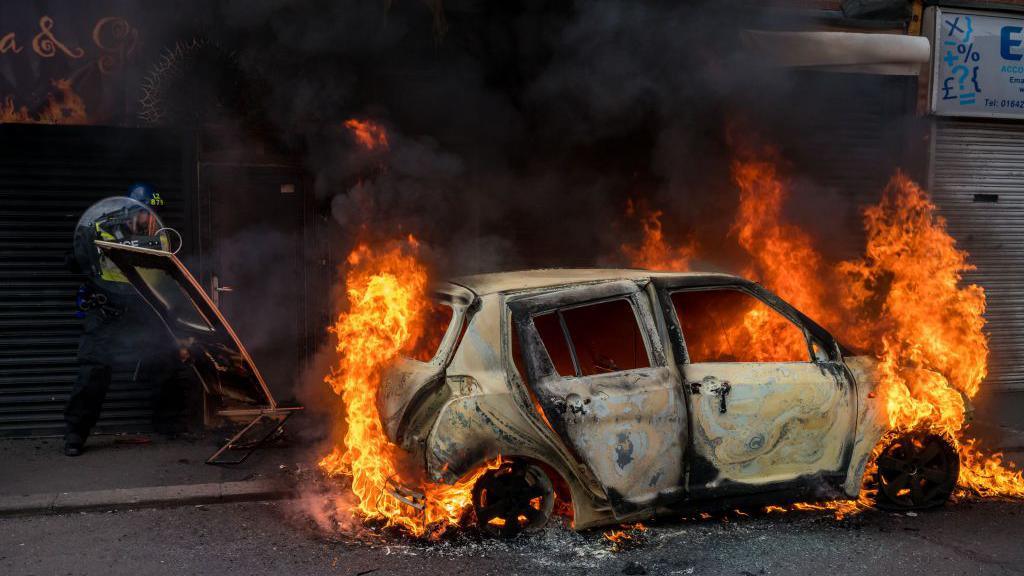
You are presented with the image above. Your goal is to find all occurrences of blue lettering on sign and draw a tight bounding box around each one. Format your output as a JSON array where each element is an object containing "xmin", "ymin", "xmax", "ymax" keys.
[
  {"xmin": 946, "ymin": 16, "xmax": 965, "ymax": 37},
  {"xmin": 944, "ymin": 46, "xmax": 960, "ymax": 68},
  {"xmin": 1002, "ymin": 26, "xmax": 1023, "ymax": 61},
  {"xmin": 942, "ymin": 15, "xmax": 982, "ymax": 106}
]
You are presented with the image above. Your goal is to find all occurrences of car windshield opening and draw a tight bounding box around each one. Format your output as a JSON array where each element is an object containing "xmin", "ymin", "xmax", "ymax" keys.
[{"xmin": 671, "ymin": 289, "xmax": 808, "ymax": 363}]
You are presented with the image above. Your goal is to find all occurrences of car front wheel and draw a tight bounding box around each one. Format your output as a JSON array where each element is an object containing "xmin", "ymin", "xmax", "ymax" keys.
[{"xmin": 872, "ymin": 431, "xmax": 959, "ymax": 511}]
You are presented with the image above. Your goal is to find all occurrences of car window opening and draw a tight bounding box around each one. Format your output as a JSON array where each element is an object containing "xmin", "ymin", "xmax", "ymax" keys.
[
  {"xmin": 671, "ymin": 289, "xmax": 809, "ymax": 363},
  {"xmin": 533, "ymin": 312, "xmax": 577, "ymax": 376},
  {"xmin": 530, "ymin": 298, "xmax": 651, "ymax": 377},
  {"xmin": 561, "ymin": 299, "xmax": 650, "ymax": 375}
]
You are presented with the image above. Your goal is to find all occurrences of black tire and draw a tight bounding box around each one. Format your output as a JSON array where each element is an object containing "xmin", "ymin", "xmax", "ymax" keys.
[
  {"xmin": 872, "ymin": 431, "xmax": 959, "ymax": 511},
  {"xmin": 472, "ymin": 460, "xmax": 554, "ymax": 537}
]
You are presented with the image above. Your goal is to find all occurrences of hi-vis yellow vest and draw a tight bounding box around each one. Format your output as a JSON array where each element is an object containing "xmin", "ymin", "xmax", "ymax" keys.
[{"xmin": 95, "ymin": 221, "xmax": 168, "ymax": 283}]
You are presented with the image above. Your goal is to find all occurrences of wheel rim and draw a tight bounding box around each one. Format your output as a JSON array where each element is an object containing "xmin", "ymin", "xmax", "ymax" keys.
[
  {"xmin": 875, "ymin": 432, "xmax": 959, "ymax": 510},
  {"xmin": 473, "ymin": 461, "xmax": 554, "ymax": 537}
]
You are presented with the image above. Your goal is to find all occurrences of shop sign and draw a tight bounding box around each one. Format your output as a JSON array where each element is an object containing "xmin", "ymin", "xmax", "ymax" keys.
[{"xmin": 931, "ymin": 8, "xmax": 1024, "ymax": 118}]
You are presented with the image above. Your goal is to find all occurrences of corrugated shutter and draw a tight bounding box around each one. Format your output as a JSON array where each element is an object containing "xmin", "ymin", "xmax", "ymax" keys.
[
  {"xmin": 930, "ymin": 118, "xmax": 1024, "ymax": 392},
  {"xmin": 0, "ymin": 125, "xmax": 188, "ymax": 436}
]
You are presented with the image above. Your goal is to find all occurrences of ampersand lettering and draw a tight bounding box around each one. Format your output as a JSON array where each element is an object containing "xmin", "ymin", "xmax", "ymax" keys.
[{"xmin": 33, "ymin": 16, "xmax": 84, "ymax": 59}]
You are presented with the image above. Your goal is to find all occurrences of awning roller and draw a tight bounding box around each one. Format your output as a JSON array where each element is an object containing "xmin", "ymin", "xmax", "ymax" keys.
[{"xmin": 742, "ymin": 30, "xmax": 930, "ymax": 76}]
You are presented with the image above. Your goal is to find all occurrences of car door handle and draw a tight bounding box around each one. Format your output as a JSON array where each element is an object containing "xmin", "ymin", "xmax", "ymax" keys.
[
  {"xmin": 691, "ymin": 376, "xmax": 731, "ymax": 414},
  {"xmin": 210, "ymin": 274, "xmax": 232, "ymax": 308},
  {"xmin": 713, "ymin": 380, "xmax": 732, "ymax": 414}
]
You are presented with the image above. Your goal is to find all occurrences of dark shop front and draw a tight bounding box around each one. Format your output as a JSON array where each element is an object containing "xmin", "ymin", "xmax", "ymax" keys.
[{"xmin": 0, "ymin": 3, "xmax": 326, "ymax": 437}]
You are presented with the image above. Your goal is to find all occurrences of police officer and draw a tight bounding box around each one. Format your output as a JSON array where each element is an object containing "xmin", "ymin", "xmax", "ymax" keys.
[{"xmin": 64, "ymin": 185, "xmax": 183, "ymax": 456}]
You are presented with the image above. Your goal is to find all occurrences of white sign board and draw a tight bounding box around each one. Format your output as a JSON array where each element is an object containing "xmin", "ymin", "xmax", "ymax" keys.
[{"xmin": 931, "ymin": 8, "xmax": 1024, "ymax": 118}]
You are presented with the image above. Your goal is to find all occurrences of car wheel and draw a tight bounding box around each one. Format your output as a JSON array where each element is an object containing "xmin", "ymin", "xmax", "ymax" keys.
[
  {"xmin": 872, "ymin": 431, "xmax": 959, "ymax": 511},
  {"xmin": 472, "ymin": 460, "xmax": 554, "ymax": 537}
]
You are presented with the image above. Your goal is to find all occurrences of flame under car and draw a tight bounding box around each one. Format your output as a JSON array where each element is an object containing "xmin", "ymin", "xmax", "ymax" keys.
[{"xmin": 380, "ymin": 269, "xmax": 960, "ymax": 534}]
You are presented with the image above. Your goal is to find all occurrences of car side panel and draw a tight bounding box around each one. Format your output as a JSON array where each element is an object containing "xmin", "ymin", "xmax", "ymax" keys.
[
  {"xmin": 557, "ymin": 367, "xmax": 686, "ymax": 512},
  {"xmin": 683, "ymin": 362, "xmax": 854, "ymax": 491},
  {"xmin": 424, "ymin": 389, "xmax": 616, "ymax": 529},
  {"xmin": 425, "ymin": 390, "xmax": 547, "ymax": 484}
]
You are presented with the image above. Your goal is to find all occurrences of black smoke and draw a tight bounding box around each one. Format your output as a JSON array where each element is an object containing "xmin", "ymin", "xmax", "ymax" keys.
[
  {"xmin": 149, "ymin": 0, "xmax": 918, "ymax": 278},
  {"xmin": 133, "ymin": 1, "xmax": 921, "ymax": 431}
]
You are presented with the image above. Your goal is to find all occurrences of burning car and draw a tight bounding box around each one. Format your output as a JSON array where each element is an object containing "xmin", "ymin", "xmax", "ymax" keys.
[
  {"xmin": 380, "ymin": 269, "xmax": 960, "ymax": 535},
  {"xmin": 95, "ymin": 238, "xmax": 959, "ymax": 535}
]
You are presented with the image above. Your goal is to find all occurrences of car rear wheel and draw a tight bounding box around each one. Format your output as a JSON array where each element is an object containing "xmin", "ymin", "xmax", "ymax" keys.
[
  {"xmin": 872, "ymin": 431, "xmax": 959, "ymax": 511},
  {"xmin": 472, "ymin": 460, "xmax": 554, "ymax": 537}
]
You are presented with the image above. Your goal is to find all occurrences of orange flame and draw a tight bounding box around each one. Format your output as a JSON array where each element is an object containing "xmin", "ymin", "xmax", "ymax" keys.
[
  {"xmin": 624, "ymin": 148, "xmax": 1024, "ymax": 501},
  {"xmin": 0, "ymin": 79, "xmax": 87, "ymax": 125},
  {"xmin": 837, "ymin": 173, "xmax": 987, "ymax": 433},
  {"xmin": 731, "ymin": 154, "xmax": 838, "ymax": 362},
  {"xmin": 844, "ymin": 177, "xmax": 1023, "ymax": 497},
  {"xmin": 731, "ymin": 154, "xmax": 835, "ymax": 324},
  {"xmin": 345, "ymin": 118, "xmax": 389, "ymax": 151},
  {"xmin": 958, "ymin": 438, "xmax": 1024, "ymax": 496},
  {"xmin": 318, "ymin": 238, "xmax": 499, "ymax": 538},
  {"xmin": 621, "ymin": 199, "xmax": 695, "ymax": 271},
  {"xmin": 603, "ymin": 522, "xmax": 648, "ymax": 552},
  {"xmin": 788, "ymin": 496, "xmax": 873, "ymax": 520}
]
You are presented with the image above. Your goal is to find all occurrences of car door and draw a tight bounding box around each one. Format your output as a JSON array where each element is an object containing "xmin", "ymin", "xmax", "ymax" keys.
[
  {"xmin": 656, "ymin": 280, "xmax": 856, "ymax": 498},
  {"xmin": 94, "ymin": 240, "xmax": 281, "ymax": 414},
  {"xmin": 509, "ymin": 279, "xmax": 687, "ymax": 516}
]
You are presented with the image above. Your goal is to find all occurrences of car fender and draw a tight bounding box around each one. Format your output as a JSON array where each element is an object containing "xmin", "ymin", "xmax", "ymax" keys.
[
  {"xmin": 842, "ymin": 355, "xmax": 889, "ymax": 497},
  {"xmin": 424, "ymin": 389, "xmax": 615, "ymax": 529}
]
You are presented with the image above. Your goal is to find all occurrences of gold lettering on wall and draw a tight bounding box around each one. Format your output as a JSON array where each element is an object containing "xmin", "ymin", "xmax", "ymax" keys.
[
  {"xmin": 0, "ymin": 33, "xmax": 22, "ymax": 54},
  {"xmin": 32, "ymin": 16, "xmax": 85, "ymax": 59},
  {"xmin": 92, "ymin": 17, "xmax": 138, "ymax": 74}
]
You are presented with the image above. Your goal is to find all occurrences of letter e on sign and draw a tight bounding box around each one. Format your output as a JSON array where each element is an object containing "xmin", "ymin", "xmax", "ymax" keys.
[{"xmin": 1002, "ymin": 26, "xmax": 1023, "ymax": 61}]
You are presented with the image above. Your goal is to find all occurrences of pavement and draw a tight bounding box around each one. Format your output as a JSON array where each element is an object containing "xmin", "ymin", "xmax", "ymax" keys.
[
  {"xmin": 0, "ymin": 431, "xmax": 316, "ymax": 517},
  {"xmin": 2, "ymin": 420, "xmax": 1023, "ymax": 520},
  {"xmin": 3, "ymin": 496, "xmax": 1024, "ymax": 575},
  {"xmin": 2, "ymin": 421, "xmax": 1024, "ymax": 575}
]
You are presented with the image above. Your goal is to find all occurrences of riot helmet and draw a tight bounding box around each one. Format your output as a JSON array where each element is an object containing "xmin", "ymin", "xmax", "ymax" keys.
[{"xmin": 72, "ymin": 196, "xmax": 168, "ymax": 295}]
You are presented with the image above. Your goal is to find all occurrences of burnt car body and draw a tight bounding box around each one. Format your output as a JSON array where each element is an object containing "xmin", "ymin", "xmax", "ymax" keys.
[
  {"xmin": 383, "ymin": 269, "xmax": 958, "ymax": 533},
  {"xmin": 94, "ymin": 241, "xmax": 956, "ymax": 531}
]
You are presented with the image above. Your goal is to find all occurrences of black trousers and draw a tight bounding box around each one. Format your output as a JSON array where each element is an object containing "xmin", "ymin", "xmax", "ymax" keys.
[
  {"xmin": 64, "ymin": 347, "xmax": 189, "ymax": 441},
  {"xmin": 64, "ymin": 360, "xmax": 112, "ymax": 440}
]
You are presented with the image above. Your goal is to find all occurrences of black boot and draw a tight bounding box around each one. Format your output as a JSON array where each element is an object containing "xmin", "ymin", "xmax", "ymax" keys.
[{"xmin": 64, "ymin": 433, "xmax": 84, "ymax": 457}]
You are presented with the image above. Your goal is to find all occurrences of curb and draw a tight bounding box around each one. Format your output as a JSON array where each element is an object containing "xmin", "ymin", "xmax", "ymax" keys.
[{"xmin": 0, "ymin": 479, "xmax": 295, "ymax": 517}]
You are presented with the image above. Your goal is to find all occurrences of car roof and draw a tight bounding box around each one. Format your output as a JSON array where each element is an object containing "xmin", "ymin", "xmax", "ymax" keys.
[{"xmin": 448, "ymin": 268, "xmax": 743, "ymax": 296}]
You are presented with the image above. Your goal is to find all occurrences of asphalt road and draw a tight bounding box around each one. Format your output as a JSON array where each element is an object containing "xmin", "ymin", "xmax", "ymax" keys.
[{"xmin": 3, "ymin": 497, "xmax": 1024, "ymax": 576}]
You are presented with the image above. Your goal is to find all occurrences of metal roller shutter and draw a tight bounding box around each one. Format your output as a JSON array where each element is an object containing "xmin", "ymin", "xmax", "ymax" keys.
[
  {"xmin": 0, "ymin": 124, "xmax": 189, "ymax": 436},
  {"xmin": 930, "ymin": 118, "xmax": 1024, "ymax": 392}
]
